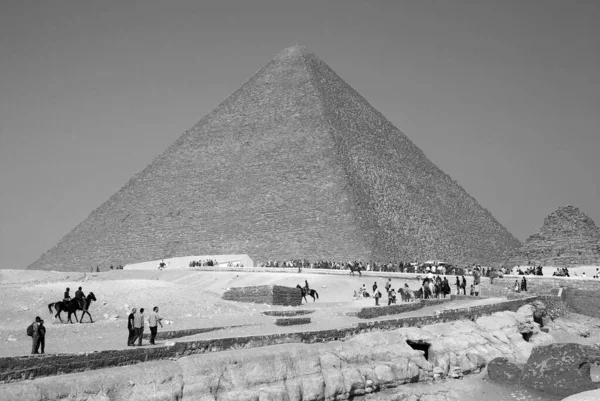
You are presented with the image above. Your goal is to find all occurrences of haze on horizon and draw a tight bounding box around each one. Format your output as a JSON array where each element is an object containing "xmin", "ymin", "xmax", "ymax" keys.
[{"xmin": 1, "ymin": 0, "xmax": 598, "ymax": 270}]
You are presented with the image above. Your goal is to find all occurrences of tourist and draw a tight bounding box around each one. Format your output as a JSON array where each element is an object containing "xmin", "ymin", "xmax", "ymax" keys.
[
  {"xmin": 374, "ymin": 288, "xmax": 382, "ymax": 306},
  {"xmin": 132, "ymin": 308, "xmax": 145, "ymax": 346},
  {"xmin": 473, "ymin": 283, "xmax": 480, "ymax": 297},
  {"xmin": 514, "ymin": 280, "xmax": 520, "ymax": 292},
  {"xmin": 455, "ymin": 277, "xmax": 460, "ymax": 295},
  {"xmin": 461, "ymin": 276, "xmax": 467, "ymax": 295},
  {"xmin": 442, "ymin": 277, "xmax": 450, "ymax": 298},
  {"xmin": 148, "ymin": 306, "xmax": 163, "ymax": 345},
  {"xmin": 521, "ymin": 277, "xmax": 527, "ymax": 292},
  {"xmin": 127, "ymin": 308, "xmax": 137, "ymax": 346},
  {"xmin": 304, "ymin": 280, "xmax": 310, "ymax": 293},
  {"xmin": 63, "ymin": 287, "xmax": 71, "ymax": 303},
  {"xmin": 29, "ymin": 316, "xmax": 41, "ymax": 354},
  {"xmin": 36, "ymin": 319, "xmax": 46, "ymax": 354},
  {"xmin": 469, "ymin": 284, "xmax": 474, "ymax": 296},
  {"xmin": 372, "ymin": 282, "xmax": 378, "ymax": 294},
  {"xmin": 385, "ymin": 278, "xmax": 392, "ymax": 294},
  {"xmin": 74, "ymin": 287, "xmax": 85, "ymax": 309}
]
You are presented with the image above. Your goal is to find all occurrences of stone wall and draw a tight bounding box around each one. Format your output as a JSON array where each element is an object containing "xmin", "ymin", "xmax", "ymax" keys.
[
  {"xmin": 491, "ymin": 276, "xmax": 600, "ymax": 295},
  {"xmin": 563, "ymin": 289, "xmax": 600, "ymax": 319},
  {"xmin": 356, "ymin": 299, "xmax": 450, "ymax": 319},
  {"xmin": 221, "ymin": 285, "xmax": 301, "ymax": 306},
  {"xmin": 275, "ymin": 317, "xmax": 311, "ymax": 326},
  {"xmin": 0, "ymin": 296, "xmax": 540, "ymax": 384}
]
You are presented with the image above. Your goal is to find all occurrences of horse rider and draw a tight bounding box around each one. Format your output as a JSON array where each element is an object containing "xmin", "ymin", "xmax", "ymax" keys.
[
  {"xmin": 63, "ymin": 287, "xmax": 71, "ymax": 304},
  {"xmin": 74, "ymin": 286, "xmax": 86, "ymax": 310},
  {"xmin": 304, "ymin": 280, "xmax": 310, "ymax": 293}
]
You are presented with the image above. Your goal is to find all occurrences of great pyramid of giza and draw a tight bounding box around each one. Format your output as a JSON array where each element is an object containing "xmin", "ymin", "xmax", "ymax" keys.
[
  {"xmin": 28, "ymin": 46, "xmax": 520, "ymax": 271},
  {"xmin": 505, "ymin": 205, "xmax": 600, "ymax": 267}
]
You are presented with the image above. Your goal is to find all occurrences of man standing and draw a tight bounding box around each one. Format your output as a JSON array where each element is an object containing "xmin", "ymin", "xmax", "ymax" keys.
[
  {"xmin": 133, "ymin": 308, "xmax": 145, "ymax": 346},
  {"xmin": 127, "ymin": 308, "xmax": 137, "ymax": 346},
  {"xmin": 148, "ymin": 306, "xmax": 163, "ymax": 345},
  {"xmin": 30, "ymin": 316, "xmax": 41, "ymax": 354},
  {"xmin": 37, "ymin": 319, "xmax": 46, "ymax": 354},
  {"xmin": 372, "ymin": 282, "xmax": 378, "ymax": 294}
]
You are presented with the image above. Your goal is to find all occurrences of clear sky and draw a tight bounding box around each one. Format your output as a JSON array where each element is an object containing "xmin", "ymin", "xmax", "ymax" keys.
[{"xmin": 1, "ymin": 0, "xmax": 598, "ymax": 269}]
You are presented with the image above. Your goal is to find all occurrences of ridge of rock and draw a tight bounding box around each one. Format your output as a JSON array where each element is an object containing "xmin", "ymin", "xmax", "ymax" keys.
[{"xmin": 28, "ymin": 46, "xmax": 520, "ymax": 271}]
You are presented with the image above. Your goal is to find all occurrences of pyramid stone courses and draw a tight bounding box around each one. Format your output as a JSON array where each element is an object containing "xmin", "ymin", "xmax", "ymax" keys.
[
  {"xmin": 29, "ymin": 46, "xmax": 520, "ymax": 272},
  {"xmin": 506, "ymin": 205, "xmax": 600, "ymax": 267}
]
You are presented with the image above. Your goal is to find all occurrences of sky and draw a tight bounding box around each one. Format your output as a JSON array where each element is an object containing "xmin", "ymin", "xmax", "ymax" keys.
[{"xmin": 1, "ymin": 0, "xmax": 598, "ymax": 270}]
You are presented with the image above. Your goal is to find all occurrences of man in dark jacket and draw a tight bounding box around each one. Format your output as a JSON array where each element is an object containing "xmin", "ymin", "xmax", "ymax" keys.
[
  {"xmin": 74, "ymin": 287, "xmax": 85, "ymax": 310},
  {"xmin": 30, "ymin": 316, "xmax": 41, "ymax": 354},
  {"xmin": 127, "ymin": 308, "xmax": 137, "ymax": 346},
  {"xmin": 36, "ymin": 319, "xmax": 46, "ymax": 354},
  {"xmin": 63, "ymin": 288, "xmax": 71, "ymax": 303}
]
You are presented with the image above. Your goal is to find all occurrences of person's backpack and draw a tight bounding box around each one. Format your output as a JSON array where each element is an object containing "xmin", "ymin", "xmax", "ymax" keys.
[{"xmin": 26, "ymin": 324, "xmax": 34, "ymax": 337}]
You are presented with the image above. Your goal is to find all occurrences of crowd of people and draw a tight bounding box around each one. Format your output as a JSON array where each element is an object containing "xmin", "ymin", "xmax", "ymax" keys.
[
  {"xmin": 258, "ymin": 259, "xmax": 504, "ymax": 278},
  {"xmin": 188, "ymin": 259, "xmax": 218, "ymax": 267}
]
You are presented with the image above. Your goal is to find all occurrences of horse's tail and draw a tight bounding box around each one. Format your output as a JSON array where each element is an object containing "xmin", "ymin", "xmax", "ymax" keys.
[
  {"xmin": 315, "ymin": 291, "xmax": 319, "ymax": 299},
  {"xmin": 48, "ymin": 303, "xmax": 54, "ymax": 314}
]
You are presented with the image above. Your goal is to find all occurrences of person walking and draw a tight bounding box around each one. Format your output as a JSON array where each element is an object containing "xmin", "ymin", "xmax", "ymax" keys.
[
  {"xmin": 133, "ymin": 308, "xmax": 145, "ymax": 346},
  {"xmin": 455, "ymin": 277, "xmax": 460, "ymax": 295},
  {"xmin": 127, "ymin": 308, "xmax": 137, "ymax": 346},
  {"xmin": 461, "ymin": 276, "xmax": 467, "ymax": 295},
  {"xmin": 36, "ymin": 319, "xmax": 46, "ymax": 354},
  {"xmin": 148, "ymin": 306, "xmax": 163, "ymax": 345},
  {"xmin": 29, "ymin": 316, "xmax": 41, "ymax": 354}
]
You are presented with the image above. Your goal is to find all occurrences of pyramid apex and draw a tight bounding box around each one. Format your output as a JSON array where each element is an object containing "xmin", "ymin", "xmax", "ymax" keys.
[{"xmin": 273, "ymin": 45, "xmax": 312, "ymax": 61}]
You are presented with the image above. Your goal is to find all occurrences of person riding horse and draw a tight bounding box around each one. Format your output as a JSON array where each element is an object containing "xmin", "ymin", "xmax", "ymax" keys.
[
  {"xmin": 63, "ymin": 287, "xmax": 71, "ymax": 304},
  {"xmin": 74, "ymin": 287, "xmax": 86, "ymax": 311}
]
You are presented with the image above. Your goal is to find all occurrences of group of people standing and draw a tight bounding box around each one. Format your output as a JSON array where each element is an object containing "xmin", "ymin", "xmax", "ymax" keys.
[
  {"xmin": 28, "ymin": 316, "xmax": 46, "ymax": 354},
  {"xmin": 127, "ymin": 307, "xmax": 163, "ymax": 346}
]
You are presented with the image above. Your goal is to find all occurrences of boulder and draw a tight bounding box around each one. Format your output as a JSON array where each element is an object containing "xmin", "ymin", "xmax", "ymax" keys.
[
  {"xmin": 561, "ymin": 389, "xmax": 600, "ymax": 401},
  {"xmin": 521, "ymin": 343, "xmax": 600, "ymax": 398},
  {"xmin": 487, "ymin": 357, "xmax": 523, "ymax": 385}
]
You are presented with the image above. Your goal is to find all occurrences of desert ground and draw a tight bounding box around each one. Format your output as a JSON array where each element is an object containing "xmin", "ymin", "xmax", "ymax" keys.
[
  {"xmin": 1, "ymin": 268, "xmax": 486, "ymax": 357},
  {"xmin": 2, "ymin": 266, "xmax": 600, "ymax": 360}
]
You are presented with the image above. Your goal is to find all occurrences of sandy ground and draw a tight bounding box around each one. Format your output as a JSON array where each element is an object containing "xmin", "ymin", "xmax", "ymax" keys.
[
  {"xmin": 0, "ymin": 269, "xmax": 483, "ymax": 357},
  {"xmin": 2, "ymin": 268, "xmax": 599, "ymax": 360}
]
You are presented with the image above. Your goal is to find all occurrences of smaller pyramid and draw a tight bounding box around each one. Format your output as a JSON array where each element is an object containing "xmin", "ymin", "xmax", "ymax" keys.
[{"xmin": 506, "ymin": 205, "xmax": 600, "ymax": 267}]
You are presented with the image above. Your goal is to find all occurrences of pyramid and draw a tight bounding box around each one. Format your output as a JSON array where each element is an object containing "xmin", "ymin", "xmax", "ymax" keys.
[
  {"xmin": 28, "ymin": 46, "xmax": 520, "ymax": 272},
  {"xmin": 505, "ymin": 205, "xmax": 600, "ymax": 267}
]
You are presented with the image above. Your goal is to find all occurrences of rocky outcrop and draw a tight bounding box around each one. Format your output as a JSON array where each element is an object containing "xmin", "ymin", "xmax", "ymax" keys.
[
  {"xmin": 506, "ymin": 205, "xmax": 600, "ymax": 267},
  {"xmin": 521, "ymin": 343, "xmax": 600, "ymax": 398},
  {"xmin": 487, "ymin": 357, "xmax": 524, "ymax": 385},
  {"xmin": 0, "ymin": 304, "xmax": 552, "ymax": 401}
]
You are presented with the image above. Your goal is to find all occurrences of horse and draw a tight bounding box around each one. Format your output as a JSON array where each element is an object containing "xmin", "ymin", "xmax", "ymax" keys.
[
  {"xmin": 297, "ymin": 285, "xmax": 319, "ymax": 303},
  {"xmin": 48, "ymin": 292, "xmax": 97, "ymax": 323},
  {"xmin": 398, "ymin": 287, "xmax": 416, "ymax": 302},
  {"xmin": 348, "ymin": 264, "xmax": 362, "ymax": 277}
]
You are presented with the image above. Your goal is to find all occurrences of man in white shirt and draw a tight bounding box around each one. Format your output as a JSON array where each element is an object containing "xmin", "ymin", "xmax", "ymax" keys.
[{"xmin": 148, "ymin": 306, "xmax": 163, "ymax": 345}]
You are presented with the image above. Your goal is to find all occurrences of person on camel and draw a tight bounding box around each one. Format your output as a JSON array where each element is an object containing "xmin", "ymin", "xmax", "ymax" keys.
[{"xmin": 74, "ymin": 286, "xmax": 86, "ymax": 310}]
